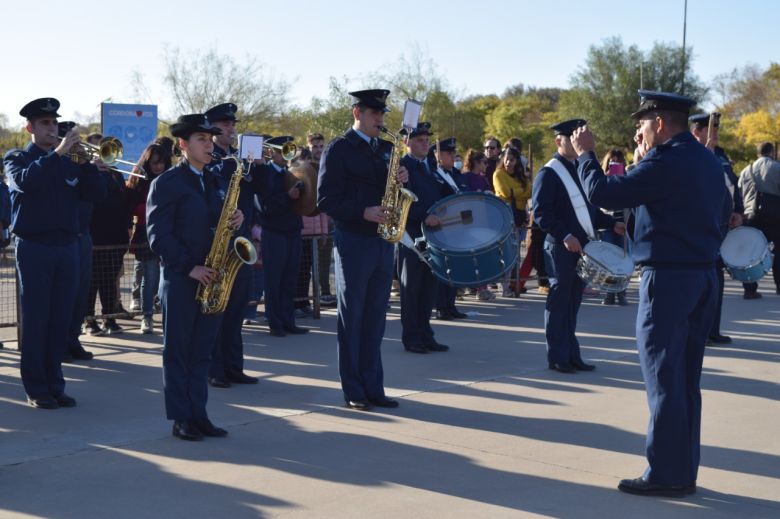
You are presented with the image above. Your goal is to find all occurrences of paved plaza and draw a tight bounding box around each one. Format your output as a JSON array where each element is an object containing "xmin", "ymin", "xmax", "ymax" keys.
[{"xmin": 0, "ymin": 278, "xmax": 778, "ymax": 518}]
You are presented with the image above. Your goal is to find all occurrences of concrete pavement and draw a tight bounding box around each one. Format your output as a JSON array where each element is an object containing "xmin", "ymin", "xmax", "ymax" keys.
[{"xmin": 0, "ymin": 278, "xmax": 778, "ymax": 518}]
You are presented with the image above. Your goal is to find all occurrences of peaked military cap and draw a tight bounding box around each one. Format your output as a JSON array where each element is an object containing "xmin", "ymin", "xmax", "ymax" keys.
[
  {"xmin": 349, "ymin": 89, "xmax": 391, "ymax": 112},
  {"xmin": 20, "ymin": 97, "xmax": 61, "ymax": 119},
  {"xmin": 689, "ymin": 112, "xmax": 720, "ymax": 128},
  {"xmin": 550, "ymin": 119, "xmax": 587, "ymax": 137},
  {"xmin": 170, "ymin": 114, "xmax": 222, "ymax": 139},
  {"xmin": 631, "ymin": 90, "xmax": 696, "ymax": 119},
  {"xmin": 401, "ymin": 121, "xmax": 432, "ymax": 138},
  {"xmin": 431, "ymin": 137, "xmax": 457, "ymax": 153},
  {"xmin": 204, "ymin": 103, "xmax": 239, "ymax": 123},
  {"xmin": 266, "ymin": 135, "xmax": 294, "ymax": 146},
  {"xmin": 57, "ymin": 121, "xmax": 77, "ymax": 139}
]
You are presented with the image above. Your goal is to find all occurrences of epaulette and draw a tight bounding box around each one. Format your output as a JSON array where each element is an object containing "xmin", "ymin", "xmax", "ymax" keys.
[{"xmin": 3, "ymin": 149, "xmax": 23, "ymax": 160}]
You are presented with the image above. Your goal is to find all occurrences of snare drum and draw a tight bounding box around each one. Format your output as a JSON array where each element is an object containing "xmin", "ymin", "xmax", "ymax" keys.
[
  {"xmin": 422, "ymin": 192, "xmax": 518, "ymax": 287},
  {"xmin": 577, "ymin": 240, "xmax": 635, "ymax": 293},
  {"xmin": 720, "ymin": 226, "xmax": 773, "ymax": 282}
]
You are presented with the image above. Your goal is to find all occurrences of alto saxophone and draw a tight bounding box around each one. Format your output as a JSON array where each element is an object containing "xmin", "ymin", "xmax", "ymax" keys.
[
  {"xmin": 196, "ymin": 156, "xmax": 258, "ymax": 314},
  {"xmin": 377, "ymin": 126, "xmax": 418, "ymax": 243}
]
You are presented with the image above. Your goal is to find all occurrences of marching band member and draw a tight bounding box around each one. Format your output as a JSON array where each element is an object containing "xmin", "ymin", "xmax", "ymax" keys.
[
  {"xmin": 398, "ymin": 123, "xmax": 449, "ymax": 354},
  {"xmin": 531, "ymin": 119, "xmax": 620, "ymax": 374},
  {"xmin": 147, "ymin": 114, "xmax": 243, "ymax": 440},
  {"xmin": 203, "ymin": 102, "xmax": 259, "ymax": 387},
  {"xmin": 4, "ymin": 98, "xmax": 107, "ymax": 408},
  {"xmin": 256, "ymin": 136, "xmax": 308, "ymax": 337},
  {"xmin": 574, "ymin": 91, "xmax": 729, "ymax": 497},
  {"xmin": 317, "ymin": 89, "xmax": 408, "ymax": 410},
  {"xmin": 430, "ymin": 138, "xmax": 469, "ymax": 318}
]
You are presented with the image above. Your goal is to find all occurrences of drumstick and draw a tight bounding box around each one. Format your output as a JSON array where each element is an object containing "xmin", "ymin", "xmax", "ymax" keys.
[{"xmin": 439, "ymin": 210, "xmax": 473, "ymax": 226}]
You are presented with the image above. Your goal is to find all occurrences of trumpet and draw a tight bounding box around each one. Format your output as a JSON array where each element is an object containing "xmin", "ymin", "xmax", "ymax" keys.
[
  {"xmin": 70, "ymin": 137, "xmax": 147, "ymax": 179},
  {"xmin": 264, "ymin": 141, "xmax": 297, "ymax": 162}
]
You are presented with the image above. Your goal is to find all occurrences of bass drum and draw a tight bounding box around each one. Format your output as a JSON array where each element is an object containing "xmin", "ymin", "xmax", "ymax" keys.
[
  {"xmin": 423, "ymin": 192, "xmax": 518, "ymax": 288},
  {"xmin": 720, "ymin": 226, "xmax": 773, "ymax": 282}
]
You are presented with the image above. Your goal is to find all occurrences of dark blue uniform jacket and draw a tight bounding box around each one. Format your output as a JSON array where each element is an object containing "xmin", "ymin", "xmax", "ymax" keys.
[
  {"xmin": 532, "ymin": 152, "xmax": 614, "ymax": 246},
  {"xmin": 317, "ymin": 129, "xmax": 393, "ymax": 236},
  {"xmin": 255, "ymin": 162, "xmax": 303, "ymax": 233},
  {"xmin": 146, "ymin": 160, "xmax": 222, "ymax": 276},
  {"xmin": 4, "ymin": 142, "xmax": 106, "ymax": 245},
  {"xmin": 578, "ymin": 132, "xmax": 729, "ymax": 267}
]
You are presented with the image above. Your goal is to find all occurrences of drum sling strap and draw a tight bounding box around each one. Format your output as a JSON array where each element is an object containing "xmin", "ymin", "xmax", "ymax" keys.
[{"xmin": 545, "ymin": 158, "xmax": 596, "ymax": 240}]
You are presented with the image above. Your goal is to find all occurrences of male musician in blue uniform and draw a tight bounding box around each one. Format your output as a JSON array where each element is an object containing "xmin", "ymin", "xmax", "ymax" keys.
[
  {"xmin": 147, "ymin": 113, "xmax": 243, "ymax": 440},
  {"xmin": 689, "ymin": 113, "xmax": 746, "ymax": 344},
  {"xmin": 430, "ymin": 138, "xmax": 469, "ymax": 321},
  {"xmin": 531, "ymin": 119, "xmax": 620, "ymax": 374},
  {"xmin": 4, "ymin": 98, "xmax": 107, "ymax": 408},
  {"xmin": 256, "ymin": 135, "xmax": 308, "ymax": 337},
  {"xmin": 60, "ymin": 121, "xmax": 99, "ymax": 363},
  {"xmin": 317, "ymin": 89, "xmax": 409, "ymax": 410},
  {"xmin": 203, "ymin": 103, "xmax": 259, "ymax": 387},
  {"xmin": 573, "ymin": 91, "xmax": 729, "ymax": 497},
  {"xmin": 398, "ymin": 123, "xmax": 448, "ymax": 354}
]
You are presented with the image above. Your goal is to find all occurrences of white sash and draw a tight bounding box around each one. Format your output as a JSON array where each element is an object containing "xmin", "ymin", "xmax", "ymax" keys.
[
  {"xmin": 436, "ymin": 167, "xmax": 460, "ymax": 193},
  {"xmin": 545, "ymin": 158, "xmax": 595, "ymax": 240}
]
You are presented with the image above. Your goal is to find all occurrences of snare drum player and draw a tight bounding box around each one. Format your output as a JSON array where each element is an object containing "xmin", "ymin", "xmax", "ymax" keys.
[
  {"xmin": 531, "ymin": 119, "xmax": 621, "ymax": 374},
  {"xmin": 573, "ymin": 91, "xmax": 730, "ymax": 497}
]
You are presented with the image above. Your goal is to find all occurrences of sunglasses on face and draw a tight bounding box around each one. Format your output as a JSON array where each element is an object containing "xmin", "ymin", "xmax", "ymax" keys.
[{"xmin": 484, "ymin": 145, "xmax": 497, "ymax": 150}]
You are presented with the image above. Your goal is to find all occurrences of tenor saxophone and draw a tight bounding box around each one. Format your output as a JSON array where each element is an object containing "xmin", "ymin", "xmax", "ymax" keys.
[
  {"xmin": 377, "ymin": 126, "xmax": 418, "ymax": 243},
  {"xmin": 196, "ymin": 157, "xmax": 258, "ymax": 314}
]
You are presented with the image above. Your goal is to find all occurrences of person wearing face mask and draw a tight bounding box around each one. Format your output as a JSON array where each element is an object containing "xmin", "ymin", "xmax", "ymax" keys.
[
  {"xmin": 483, "ymin": 136, "xmax": 501, "ymax": 188},
  {"xmin": 574, "ymin": 90, "xmax": 730, "ymax": 497},
  {"xmin": 454, "ymin": 154, "xmax": 463, "ymax": 171},
  {"xmin": 531, "ymin": 119, "xmax": 621, "ymax": 374},
  {"xmin": 598, "ymin": 148, "xmax": 629, "ymax": 306},
  {"xmin": 4, "ymin": 98, "xmax": 107, "ymax": 409}
]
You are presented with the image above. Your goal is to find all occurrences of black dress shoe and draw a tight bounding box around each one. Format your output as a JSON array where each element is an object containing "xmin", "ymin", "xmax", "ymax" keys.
[
  {"xmin": 70, "ymin": 349, "xmax": 94, "ymax": 360},
  {"xmin": 548, "ymin": 362, "xmax": 576, "ymax": 373},
  {"xmin": 617, "ymin": 476, "xmax": 691, "ymax": 498},
  {"xmin": 283, "ymin": 326, "xmax": 309, "ymax": 334},
  {"xmin": 708, "ymin": 334, "xmax": 732, "ymax": 344},
  {"xmin": 53, "ymin": 393, "xmax": 77, "ymax": 407},
  {"xmin": 571, "ymin": 359, "xmax": 596, "ymax": 371},
  {"xmin": 172, "ymin": 420, "xmax": 203, "ymax": 441},
  {"xmin": 193, "ymin": 418, "xmax": 228, "ymax": 437},
  {"xmin": 269, "ymin": 328, "xmax": 287, "ymax": 337},
  {"xmin": 435, "ymin": 309, "xmax": 454, "ymax": 321},
  {"xmin": 345, "ymin": 400, "xmax": 373, "ymax": 411},
  {"xmin": 450, "ymin": 308, "xmax": 468, "ymax": 319},
  {"xmin": 424, "ymin": 342, "xmax": 450, "ymax": 352},
  {"xmin": 369, "ymin": 396, "xmax": 399, "ymax": 408},
  {"xmin": 404, "ymin": 343, "xmax": 429, "ymax": 354},
  {"xmin": 743, "ymin": 291, "xmax": 762, "ymax": 300},
  {"xmin": 27, "ymin": 395, "xmax": 59, "ymax": 409},
  {"xmin": 226, "ymin": 371, "xmax": 259, "ymax": 384},
  {"xmin": 208, "ymin": 377, "xmax": 231, "ymax": 388}
]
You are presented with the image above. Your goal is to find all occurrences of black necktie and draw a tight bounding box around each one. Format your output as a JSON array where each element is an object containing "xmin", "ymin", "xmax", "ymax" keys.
[{"xmin": 370, "ymin": 138, "xmax": 378, "ymax": 152}]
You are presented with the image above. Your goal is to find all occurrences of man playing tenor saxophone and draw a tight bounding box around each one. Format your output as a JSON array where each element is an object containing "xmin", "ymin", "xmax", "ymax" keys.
[
  {"xmin": 146, "ymin": 114, "xmax": 243, "ymax": 441},
  {"xmin": 317, "ymin": 89, "xmax": 409, "ymax": 411}
]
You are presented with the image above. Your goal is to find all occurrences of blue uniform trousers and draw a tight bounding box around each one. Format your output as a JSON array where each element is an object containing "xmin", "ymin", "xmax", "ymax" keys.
[
  {"xmin": 710, "ymin": 259, "xmax": 725, "ymax": 336},
  {"xmin": 209, "ymin": 264, "xmax": 250, "ymax": 378},
  {"xmin": 333, "ymin": 229, "xmax": 393, "ymax": 401},
  {"xmin": 67, "ymin": 233, "xmax": 93, "ymax": 354},
  {"xmin": 543, "ymin": 241, "xmax": 585, "ymax": 365},
  {"xmin": 399, "ymin": 246, "xmax": 437, "ymax": 347},
  {"xmin": 16, "ymin": 237, "xmax": 79, "ymax": 399},
  {"xmin": 637, "ymin": 267, "xmax": 717, "ymax": 486},
  {"xmin": 261, "ymin": 230, "xmax": 301, "ymax": 331},
  {"xmin": 436, "ymin": 284, "xmax": 457, "ymax": 312},
  {"xmin": 160, "ymin": 270, "xmax": 222, "ymax": 421}
]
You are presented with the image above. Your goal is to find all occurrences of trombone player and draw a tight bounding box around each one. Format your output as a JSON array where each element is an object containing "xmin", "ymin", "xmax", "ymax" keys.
[{"xmin": 3, "ymin": 98, "xmax": 107, "ymax": 409}]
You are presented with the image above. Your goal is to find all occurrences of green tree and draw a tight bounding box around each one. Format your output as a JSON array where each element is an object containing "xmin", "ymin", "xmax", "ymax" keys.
[{"xmin": 559, "ymin": 37, "xmax": 706, "ymax": 151}]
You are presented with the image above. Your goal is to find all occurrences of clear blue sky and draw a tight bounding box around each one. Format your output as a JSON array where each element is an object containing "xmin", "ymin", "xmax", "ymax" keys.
[{"xmin": 2, "ymin": 0, "xmax": 775, "ymax": 127}]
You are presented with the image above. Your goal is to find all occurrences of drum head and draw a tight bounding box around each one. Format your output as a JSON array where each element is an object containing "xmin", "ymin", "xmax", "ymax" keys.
[
  {"xmin": 721, "ymin": 226, "xmax": 768, "ymax": 267},
  {"xmin": 424, "ymin": 192, "xmax": 513, "ymax": 252},
  {"xmin": 583, "ymin": 241, "xmax": 634, "ymax": 275}
]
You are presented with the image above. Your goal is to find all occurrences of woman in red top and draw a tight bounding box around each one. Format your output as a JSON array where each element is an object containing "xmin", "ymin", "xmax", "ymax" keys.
[{"xmin": 126, "ymin": 143, "xmax": 172, "ymax": 333}]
